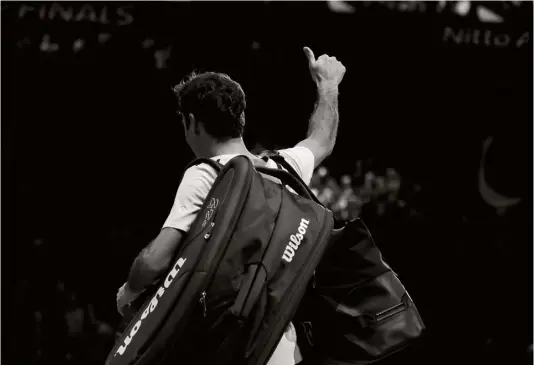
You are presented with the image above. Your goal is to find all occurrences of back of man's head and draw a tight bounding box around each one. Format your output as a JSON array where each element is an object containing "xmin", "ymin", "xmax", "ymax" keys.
[{"xmin": 173, "ymin": 71, "xmax": 246, "ymax": 141}]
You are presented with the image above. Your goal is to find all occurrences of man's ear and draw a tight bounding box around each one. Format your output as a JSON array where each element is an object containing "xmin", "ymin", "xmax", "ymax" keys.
[
  {"xmin": 189, "ymin": 113, "xmax": 201, "ymax": 135},
  {"xmin": 179, "ymin": 112, "xmax": 190, "ymax": 131},
  {"xmin": 180, "ymin": 115, "xmax": 187, "ymax": 131}
]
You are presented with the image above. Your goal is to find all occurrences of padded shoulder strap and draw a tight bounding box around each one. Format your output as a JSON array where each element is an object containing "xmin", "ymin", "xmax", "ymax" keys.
[
  {"xmin": 184, "ymin": 158, "xmax": 224, "ymax": 173},
  {"xmin": 261, "ymin": 150, "xmax": 325, "ymax": 208}
]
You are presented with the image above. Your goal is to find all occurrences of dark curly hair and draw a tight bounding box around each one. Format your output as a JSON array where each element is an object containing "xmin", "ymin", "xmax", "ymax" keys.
[{"xmin": 173, "ymin": 71, "xmax": 246, "ymax": 141}]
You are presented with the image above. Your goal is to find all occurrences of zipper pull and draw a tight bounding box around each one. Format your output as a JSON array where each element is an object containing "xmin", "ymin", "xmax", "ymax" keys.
[
  {"xmin": 204, "ymin": 223, "xmax": 215, "ymax": 240},
  {"xmin": 302, "ymin": 321, "xmax": 314, "ymax": 347},
  {"xmin": 199, "ymin": 291, "xmax": 207, "ymax": 317}
]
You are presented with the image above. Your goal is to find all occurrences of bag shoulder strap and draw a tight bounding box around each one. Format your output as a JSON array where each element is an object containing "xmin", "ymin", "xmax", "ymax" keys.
[
  {"xmin": 262, "ymin": 150, "xmax": 325, "ymax": 208},
  {"xmin": 184, "ymin": 157, "xmax": 224, "ymax": 173}
]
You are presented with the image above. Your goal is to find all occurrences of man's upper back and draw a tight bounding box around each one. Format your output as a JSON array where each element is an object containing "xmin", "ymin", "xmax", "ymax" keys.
[{"xmin": 162, "ymin": 146, "xmax": 315, "ymax": 233}]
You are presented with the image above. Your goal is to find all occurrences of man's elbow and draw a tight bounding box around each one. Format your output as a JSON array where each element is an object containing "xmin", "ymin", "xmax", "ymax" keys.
[
  {"xmin": 144, "ymin": 228, "xmax": 183, "ymax": 272},
  {"xmin": 323, "ymin": 142, "xmax": 335, "ymax": 157},
  {"xmin": 142, "ymin": 253, "xmax": 171, "ymax": 275},
  {"xmin": 314, "ymin": 140, "xmax": 335, "ymax": 166}
]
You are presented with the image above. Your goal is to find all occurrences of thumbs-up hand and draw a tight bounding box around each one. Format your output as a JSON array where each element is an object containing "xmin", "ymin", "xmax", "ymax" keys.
[{"xmin": 303, "ymin": 47, "xmax": 346, "ymax": 91}]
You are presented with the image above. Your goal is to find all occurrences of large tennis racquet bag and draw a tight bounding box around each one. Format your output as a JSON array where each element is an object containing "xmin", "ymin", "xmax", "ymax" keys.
[{"xmin": 106, "ymin": 155, "xmax": 335, "ymax": 365}]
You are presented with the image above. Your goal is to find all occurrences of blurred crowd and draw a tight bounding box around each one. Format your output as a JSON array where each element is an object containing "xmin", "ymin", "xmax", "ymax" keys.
[
  {"xmin": 13, "ymin": 239, "xmax": 115, "ymax": 365},
  {"xmin": 310, "ymin": 159, "xmax": 423, "ymax": 222}
]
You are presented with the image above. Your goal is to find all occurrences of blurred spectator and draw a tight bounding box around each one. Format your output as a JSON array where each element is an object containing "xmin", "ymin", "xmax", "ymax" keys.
[{"xmin": 315, "ymin": 167, "xmax": 342, "ymax": 207}]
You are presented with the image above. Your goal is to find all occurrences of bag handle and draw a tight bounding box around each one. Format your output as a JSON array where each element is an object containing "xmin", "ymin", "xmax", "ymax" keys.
[
  {"xmin": 255, "ymin": 165, "xmax": 317, "ymax": 202},
  {"xmin": 262, "ymin": 151, "xmax": 326, "ymax": 208}
]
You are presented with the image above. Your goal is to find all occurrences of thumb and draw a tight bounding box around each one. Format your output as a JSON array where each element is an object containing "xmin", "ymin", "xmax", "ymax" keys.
[{"xmin": 303, "ymin": 47, "xmax": 315, "ymax": 66}]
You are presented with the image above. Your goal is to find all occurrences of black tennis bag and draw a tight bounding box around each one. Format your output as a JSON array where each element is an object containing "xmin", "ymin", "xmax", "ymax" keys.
[{"xmin": 106, "ymin": 155, "xmax": 335, "ymax": 365}]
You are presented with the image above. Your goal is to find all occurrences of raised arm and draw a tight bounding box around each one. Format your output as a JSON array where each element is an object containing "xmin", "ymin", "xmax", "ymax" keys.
[{"xmin": 296, "ymin": 47, "xmax": 346, "ymax": 168}]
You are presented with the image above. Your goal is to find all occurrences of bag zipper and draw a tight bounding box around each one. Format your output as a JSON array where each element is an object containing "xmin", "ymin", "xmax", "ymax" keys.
[
  {"xmin": 194, "ymin": 168, "xmax": 252, "ymax": 321},
  {"xmin": 199, "ymin": 291, "xmax": 208, "ymax": 318},
  {"xmin": 196, "ymin": 222, "xmax": 217, "ymax": 317},
  {"xmin": 375, "ymin": 301, "xmax": 406, "ymax": 322}
]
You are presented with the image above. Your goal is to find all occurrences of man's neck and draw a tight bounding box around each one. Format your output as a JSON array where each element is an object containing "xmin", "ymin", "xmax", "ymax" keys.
[{"xmin": 202, "ymin": 138, "xmax": 256, "ymax": 159}]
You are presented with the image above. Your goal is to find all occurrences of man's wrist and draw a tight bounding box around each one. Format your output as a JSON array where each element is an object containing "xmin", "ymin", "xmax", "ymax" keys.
[{"xmin": 317, "ymin": 83, "xmax": 339, "ymax": 95}]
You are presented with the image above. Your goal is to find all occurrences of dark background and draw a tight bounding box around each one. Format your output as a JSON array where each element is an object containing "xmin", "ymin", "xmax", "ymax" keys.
[{"xmin": 3, "ymin": 1, "xmax": 533, "ymax": 365}]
